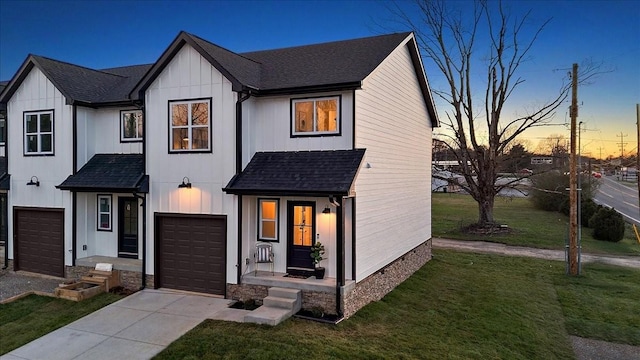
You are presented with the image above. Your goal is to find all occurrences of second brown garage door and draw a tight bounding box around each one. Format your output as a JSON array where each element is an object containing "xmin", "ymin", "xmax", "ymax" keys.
[
  {"xmin": 14, "ymin": 207, "xmax": 65, "ymax": 277},
  {"xmin": 155, "ymin": 214, "xmax": 226, "ymax": 296}
]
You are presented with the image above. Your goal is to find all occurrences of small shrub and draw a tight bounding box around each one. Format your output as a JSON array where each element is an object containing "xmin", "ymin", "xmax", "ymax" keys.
[
  {"xmin": 580, "ymin": 200, "xmax": 600, "ymax": 228},
  {"xmin": 589, "ymin": 207, "xmax": 625, "ymax": 242},
  {"xmin": 530, "ymin": 171, "xmax": 600, "ymax": 213}
]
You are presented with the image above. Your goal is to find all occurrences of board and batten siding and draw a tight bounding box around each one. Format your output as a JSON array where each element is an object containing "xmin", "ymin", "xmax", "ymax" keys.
[
  {"xmin": 75, "ymin": 193, "xmax": 144, "ymax": 258},
  {"xmin": 353, "ymin": 39, "xmax": 433, "ymax": 281},
  {"xmin": 77, "ymin": 106, "xmax": 143, "ymax": 170},
  {"xmin": 241, "ymin": 196, "xmax": 353, "ymax": 279},
  {"xmin": 6, "ymin": 66, "xmax": 74, "ymax": 265},
  {"xmin": 144, "ymin": 44, "xmax": 238, "ymax": 282},
  {"xmin": 241, "ymin": 92, "xmax": 353, "ymax": 168}
]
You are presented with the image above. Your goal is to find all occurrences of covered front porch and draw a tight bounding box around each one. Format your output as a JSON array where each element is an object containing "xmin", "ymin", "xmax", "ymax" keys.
[{"xmin": 223, "ymin": 149, "xmax": 366, "ymax": 316}]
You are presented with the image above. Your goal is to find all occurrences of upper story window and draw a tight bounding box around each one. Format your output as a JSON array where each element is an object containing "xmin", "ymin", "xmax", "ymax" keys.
[
  {"xmin": 121, "ymin": 110, "xmax": 143, "ymax": 142},
  {"xmin": 169, "ymin": 98, "xmax": 211, "ymax": 153},
  {"xmin": 24, "ymin": 110, "xmax": 54, "ymax": 155},
  {"xmin": 291, "ymin": 96, "xmax": 340, "ymax": 137}
]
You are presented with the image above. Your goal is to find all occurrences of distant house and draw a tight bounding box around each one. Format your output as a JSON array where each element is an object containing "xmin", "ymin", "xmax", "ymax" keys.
[{"xmin": 0, "ymin": 31, "xmax": 438, "ymax": 319}]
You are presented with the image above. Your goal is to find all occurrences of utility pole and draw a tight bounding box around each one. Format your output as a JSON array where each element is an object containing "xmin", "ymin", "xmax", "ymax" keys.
[
  {"xmin": 637, "ymin": 104, "xmax": 639, "ymax": 215},
  {"xmin": 568, "ymin": 63, "xmax": 579, "ymax": 276},
  {"xmin": 597, "ymin": 146, "xmax": 605, "ymax": 172},
  {"xmin": 617, "ymin": 132, "xmax": 628, "ymax": 158}
]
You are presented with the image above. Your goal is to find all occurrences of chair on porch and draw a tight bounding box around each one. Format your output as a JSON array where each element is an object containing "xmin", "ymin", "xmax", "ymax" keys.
[{"xmin": 254, "ymin": 242, "xmax": 274, "ymax": 276}]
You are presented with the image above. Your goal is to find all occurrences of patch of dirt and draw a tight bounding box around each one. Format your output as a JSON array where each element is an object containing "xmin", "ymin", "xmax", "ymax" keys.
[
  {"xmin": 461, "ymin": 223, "xmax": 512, "ymax": 235},
  {"xmin": 229, "ymin": 299, "xmax": 261, "ymax": 310},
  {"xmin": 108, "ymin": 286, "xmax": 136, "ymax": 296},
  {"xmin": 294, "ymin": 308, "xmax": 341, "ymax": 324}
]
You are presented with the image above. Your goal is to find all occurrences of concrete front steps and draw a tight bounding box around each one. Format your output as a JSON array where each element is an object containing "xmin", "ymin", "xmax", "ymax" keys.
[{"xmin": 244, "ymin": 287, "xmax": 301, "ymax": 326}]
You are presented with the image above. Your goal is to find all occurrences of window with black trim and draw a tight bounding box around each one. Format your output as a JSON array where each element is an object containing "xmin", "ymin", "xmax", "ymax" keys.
[
  {"xmin": 258, "ymin": 199, "xmax": 279, "ymax": 241},
  {"xmin": 0, "ymin": 115, "xmax": 6, "ymax": 145},
  {"xmin": 291, "ymin": 96, "xmax": 340, "ymax": 136},
  {"xmin": 97, "ymin": 195, "xmax": 112, "ymax": 231},
  {"xmin": 24, "ymin": 110, "xmax": 54, "ymax": 155},
  {"xmin": 169, "ymin": 98, "xmax": 211, "ymax": 152},
  {"xmin": 121, "ymin": 110, "xmax": 143, "ymax": 142}
]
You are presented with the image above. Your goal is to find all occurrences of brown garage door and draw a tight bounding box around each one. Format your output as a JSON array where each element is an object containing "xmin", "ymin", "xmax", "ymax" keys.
[
  {"xmin": 156, "ymin": 214, "xmax": 226, "ymax": 296},
  {"xmin": 14, "ymin": 207, "xmax": 65, "ymax": 277}
]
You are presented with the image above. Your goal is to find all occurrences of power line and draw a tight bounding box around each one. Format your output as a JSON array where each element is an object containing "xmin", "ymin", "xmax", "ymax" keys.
[{"xmin": 617, "ymin": 132, "xmax": 628, "ymax": 158}]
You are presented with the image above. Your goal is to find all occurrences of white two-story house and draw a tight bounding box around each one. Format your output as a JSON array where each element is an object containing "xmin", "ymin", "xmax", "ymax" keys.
[{"xmin": 0, "ymin": 31, "xmax": 438, "ymax": 319}]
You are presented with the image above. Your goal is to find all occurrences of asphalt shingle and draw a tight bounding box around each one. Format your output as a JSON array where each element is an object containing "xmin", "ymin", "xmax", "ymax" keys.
[
  {"xmin": 223, "ymin": 149, "xmax": 365, "ymax": 196},
  {"xmin": 57, "ymin": 154, "xmax": 146, "ymax": 192}
]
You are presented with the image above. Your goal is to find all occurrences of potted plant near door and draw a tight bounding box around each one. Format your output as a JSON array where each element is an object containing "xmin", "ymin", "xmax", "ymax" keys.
[{"xmin": 310, "ymin": 241, "xmax": 326, "ymax": 279}]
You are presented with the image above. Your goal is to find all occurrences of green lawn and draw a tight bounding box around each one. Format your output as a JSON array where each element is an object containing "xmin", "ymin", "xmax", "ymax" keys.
[
  {"xmin": 155, "ymin": 251, "xmax": 640, "ymax": 360},
  {"xmin": 0, "ymin": 293, "xmax": 124, "ymax": 355},
  {"xmin": 432, "ymin": 193, "xmax": 640, "ymax": 256}
]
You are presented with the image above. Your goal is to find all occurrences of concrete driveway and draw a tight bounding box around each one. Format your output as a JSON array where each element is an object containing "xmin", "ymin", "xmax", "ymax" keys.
[{"xmin": 1, "ymin": 289, "xmax": 248, "ymax": 360}]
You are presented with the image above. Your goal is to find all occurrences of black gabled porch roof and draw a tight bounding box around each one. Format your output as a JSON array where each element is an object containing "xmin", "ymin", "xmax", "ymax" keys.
[
  {"xmin": 57, "ymin": 153, "xmax": 148, "ymax": 193},
  {"xmin": 223, "ymin": 149, "xmax": 365, "ymax": 197}
]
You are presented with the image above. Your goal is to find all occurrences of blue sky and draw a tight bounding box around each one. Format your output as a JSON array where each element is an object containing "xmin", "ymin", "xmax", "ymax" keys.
[{"xmin": 1, "ymin": 0, "xmax": 638, "ymax": 157}]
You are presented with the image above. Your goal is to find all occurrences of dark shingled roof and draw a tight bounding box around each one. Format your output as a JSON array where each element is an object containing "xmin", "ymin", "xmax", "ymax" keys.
[
  {"xmin": 223, "ymin": 149, "xmax": 365, "ymax": 196},
  {"xmin": 241, "ymin": 33, "xmax": 410, "ymax": 91},
  {"xmin": 57, "ymin": 154, "xmax": 148, "ymax": 192},
  {"xmin": 0, "ymin": 81, "xmax": 7, "ymax": 111},
  {"xmin": 0, "ymin": 56, "xmax": 152, "ymax": 105},
  {"xmin": 1, "ymin": 31, "xmax": 438, "ymax": 126}
]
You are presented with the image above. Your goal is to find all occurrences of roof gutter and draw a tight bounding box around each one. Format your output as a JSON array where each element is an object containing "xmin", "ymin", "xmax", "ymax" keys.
[{"xmin": 252, "ymin": 82, "xmax": 362, "ymax": 97}]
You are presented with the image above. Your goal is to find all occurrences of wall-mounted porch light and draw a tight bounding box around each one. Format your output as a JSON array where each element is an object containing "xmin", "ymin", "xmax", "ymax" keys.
[
  {"xmin": 322, "ymin": 206, "xmax": 331, "ymax": 214},
  {"xmin": 26, "ymin": 176, "xmax": 40, "ymax": 186},
  {"xmin": 178, "ymin": 177, "xmax": 192, "ymax": 189}
]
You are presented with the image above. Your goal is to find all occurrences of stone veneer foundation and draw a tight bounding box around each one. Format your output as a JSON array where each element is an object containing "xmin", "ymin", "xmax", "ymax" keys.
[
  {"xmin": 227, "ymin": 238, "xmax": 432, "ymax": 319},
  {"xmin": 65, "ymin": 266, "xmax": 154, "ymax": 290}
]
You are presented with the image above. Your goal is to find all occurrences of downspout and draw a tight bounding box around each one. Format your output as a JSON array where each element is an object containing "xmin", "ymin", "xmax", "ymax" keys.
[
  {"xmin": 3, "ymin": 107, "xmax": 8, "ymax": 270},
  {"xmin": 351, "ymin": 89, "xmax": 357, "ymax": 281},
  {"xmin": 351, "ymin": 198, "xmax": 356, "ymax": 282},
  {"xmin": 235, "ymin": 90, "xmax": 251, "ymax": 284},
  {"xmin": 71, "ymin": 104, "xmax": 78, "ymax": 267},
  {"xmin": 132, "ymin": 191, "xmax": 146, "ymax": 290},
  {"xmin": 335, "ymin": 195, "xmax": 345, "ymax": 317},
  {"xmin": 138, "ymin": 102, "xmax": 147, "ymax": 289}
]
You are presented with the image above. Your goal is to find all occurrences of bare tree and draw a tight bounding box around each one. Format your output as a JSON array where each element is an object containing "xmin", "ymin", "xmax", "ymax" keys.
[{"xmin": 393, "ymin": 0, "xmax": 600, "ymax": 227}]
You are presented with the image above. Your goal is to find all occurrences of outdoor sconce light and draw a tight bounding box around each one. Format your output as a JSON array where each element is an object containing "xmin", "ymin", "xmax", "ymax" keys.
[
  {"xmin": 322, "ymin": 206, "xmax": 331, "ymax": 214},
  {"xmin": 26, "ymin": 176, "xmax": 40, "ymax": 186},
  {"xmin": 178, "ymin": 177, "xmax": 192, "ymax": 189}
]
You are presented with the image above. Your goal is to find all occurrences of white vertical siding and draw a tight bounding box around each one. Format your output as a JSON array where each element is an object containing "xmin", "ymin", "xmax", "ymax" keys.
[
  {"xmin": 93, "ymin": 108, "xmax": 143, "ymax": 155},
  {"xmin": 240, "ymin": 196, "xmax": 354, "ymax": 279},
  {"xmin": 354, "ymin": 40, "xmax": 433, "ymax": 281},
  {"xmin": 242, "ymin": 92, "xmax": 353, "ymax": 168},
  {"xmin": 144, "ymin": 45, "xmax": 238, "ymax": 281},
  {"xmin": 6, "ymin": 67, "xmax": 74, "ymax": 265},
  {"xmin": 76, "ymin": 193, "xmax": 143, "ymax": 258}
]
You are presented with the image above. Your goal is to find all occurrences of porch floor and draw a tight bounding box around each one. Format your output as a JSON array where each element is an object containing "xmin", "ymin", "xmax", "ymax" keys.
[
  {"xmin": 242, "ymin": 271, "xmax": 355, "ymax": 293},
  {"xmin": 76, "ymin": 256, "xmax": 142, "ymax": 272}
]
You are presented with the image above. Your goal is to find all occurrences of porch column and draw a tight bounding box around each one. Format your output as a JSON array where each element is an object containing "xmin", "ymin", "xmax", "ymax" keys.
[{"xmin": 335, "ymin": 195, "xmax": 345, "ymax": 316}]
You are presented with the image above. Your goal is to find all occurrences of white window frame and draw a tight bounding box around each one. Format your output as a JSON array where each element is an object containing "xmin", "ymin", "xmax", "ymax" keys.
[
  {"xmin": 291, "ymin": 96, "xmax": 340, "ymax": 137},
  {"xmin": 258, "ymin": 198, "xmax": 279, "ymax": 242},
  {"xmin": 24, "ymin": 110, "xmax": 54, "ymax": 155},
  {"xmin": 169, "ymin": 98, "xmax": 212, "ymax": 153},
  {"xmin": 97, "ymin": 195, "xmax": 112, "ymax": 231},
  {"xmin": 120, "ymin": 110, "xmax": 143, "ymax": 142}
]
